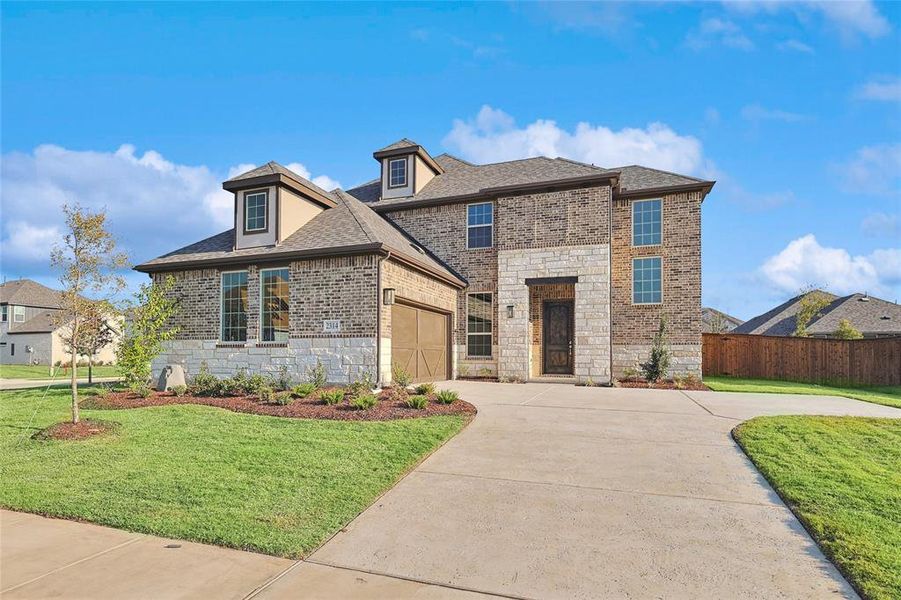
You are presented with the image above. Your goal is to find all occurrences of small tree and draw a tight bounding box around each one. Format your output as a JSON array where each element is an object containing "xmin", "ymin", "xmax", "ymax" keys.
[
  {"xmin": 833, "ymin": 319, "xmax": 864, "ymax": 340},
  {"xmin": 793, "ymin": 288, "xmax": 832, "ymax": 337},
  {"xmin": 641, "ymin": 316, "xmax": 671, "ymax": 383},
  {"xmin": 707, "ymin": 311, "xmax": 728, "ymax": 334},
  {"xmin": 117, "ymin": 276, "xmax": 179, "ymax": 391},
  {"xmin": 59, "ymin": 300, "xmax": 118, "ymax": 384},
  {"xmin": 51, "ymin": 205, "xmax": 127, "ymax": 424}
]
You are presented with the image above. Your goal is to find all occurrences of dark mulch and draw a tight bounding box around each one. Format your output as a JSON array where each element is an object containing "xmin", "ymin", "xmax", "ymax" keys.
[
  {"xmin": 616, "ymin": 378, "xmax": 710, "ymax": 391},
  {"xmin": 33, "ymin": 419, "xmax": 119, "ymax": 441},
  {"xmin": 82, "ymin": 388, "xmax": 477, "ymax": 422}
]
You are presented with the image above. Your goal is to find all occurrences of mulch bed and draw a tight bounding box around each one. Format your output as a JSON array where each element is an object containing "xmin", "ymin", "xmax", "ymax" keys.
[
  {"xmin": 33, "ymin": 419, "xmax": 118, "ymax": 441},
  {"xmin": 82, "ymin": 388, "xmax": 477, "ymax": 422},
  {"xmin": 615, "ymin": 378, "xmax": 710, "ymax": 391}
]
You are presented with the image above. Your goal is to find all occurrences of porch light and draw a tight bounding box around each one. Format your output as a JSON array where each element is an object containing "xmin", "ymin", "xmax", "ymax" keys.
[
  {"xmin": 506, "ymin": 305, "xmax": 514, "ymax": 318},
  {"xmin": 383, "ymin": 288, "xmax": 396, "ymax": 305}
]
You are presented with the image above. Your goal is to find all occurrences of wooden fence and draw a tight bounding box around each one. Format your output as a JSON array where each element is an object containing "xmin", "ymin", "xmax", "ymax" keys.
[{"xmin": 702, "ymin": 333, "xmax": 901, "ymax": 386}]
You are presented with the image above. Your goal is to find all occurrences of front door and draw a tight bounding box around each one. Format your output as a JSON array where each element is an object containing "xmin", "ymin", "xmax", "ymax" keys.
[{"xmin": 542, "ymin": 300, "xmax": 574, "ymax": 375}]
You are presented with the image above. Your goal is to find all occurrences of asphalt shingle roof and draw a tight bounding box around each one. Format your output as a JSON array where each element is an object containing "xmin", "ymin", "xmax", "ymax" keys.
[
  {"xmin": 375, "ymin": 138, "xmax": 419, "ymax": 153},
  {"xmin": 0, "ymin": 279, "xmax": 65, "ymax": 309},
  {"xmin": 225, "ymin": 161, "xmax": 338, "ymax": 196},
  {"xmin": 5, "ymin": 311, "xmax": 62, "ymax": 334}
]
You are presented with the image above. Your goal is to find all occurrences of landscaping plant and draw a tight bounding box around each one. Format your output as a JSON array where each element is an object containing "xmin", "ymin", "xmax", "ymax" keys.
[
  {"xmin": 415, "ymin": 382, "xmax": 435, "ymax": 395},
  {"xmin": 187, "ymin": 362, "xmax": 222, "ymax": 397},
  {"xmin": 319, "ymin": 389, "xmax": 345, "ymax": 406},
  {"xmin": 392, "ymin": 362, "xmax": 412, "ymax": 388},
  {"xmin": 117, "ymin": 275, "xmax": 179, "ymax": 392},
  {"xmin": 272, "ymin": 391, "xmax": 294, "ymax": 406},
  {"xmin": 833, "ymin": 318, "xmax": 864, "ymax": 340},
  {"xmin": 291, "ymin": 383, "xmax": 316, "ymax": 398},
  {"xmin": 257, "ymin": 386, "xmax": 274, "ymax": 403},
  {"xmin": 306, "ymin": 359, "xmax": 327, "ymax": 389},
  {"xmin": 793, "ymin": 288, "xmax": 832, "ymax": 337},
  {"xmin": 171, "ymin": 384, "xmax": 187, "ymax": 396},
  {"xmin": 641, "ymin": 316, "xmax": 671, "ymax": 383},
  {"xmin": 405, "ymin": 395, "xmax": 428, "ymax": 409},
  {"xmin": 435, "ymin": 389, "xmax": 458, "ymax": 404},
  {"xmin": 275, "ymin": 366, "xmax": 293, "ymax": 391},
  {"xmin": 51, "ymin": 204, "xmax": 128, "ymax": 423},
  {"xmin": 350, "ymin": 393, "xmax": 378, "ymax": 410}
]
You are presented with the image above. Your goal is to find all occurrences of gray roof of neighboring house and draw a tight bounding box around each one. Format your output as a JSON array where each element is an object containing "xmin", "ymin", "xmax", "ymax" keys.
[
  {"xmin": 0, "ymin": 279, "xmax": 64, "ymax": 309},
  {"xmin": 733, "ymin": 291, "xmax": 901, "ymax": 337},
  {"xmin": 135, "ymin": 188, "xmax": 465, "ymax": 286},
  {"xmin": 701, "ymin": 307, "xmax": 744, "ymax": 332},
  {"xmin": 5, "ymin": 311, "xmax": 64, "ymax": 334},
  {"xmin": 347, "ymin": 154, "xmax": 710, "ymax": 208}
]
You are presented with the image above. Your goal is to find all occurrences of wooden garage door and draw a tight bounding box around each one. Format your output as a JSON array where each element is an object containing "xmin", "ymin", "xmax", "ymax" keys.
[{"xmin": 392, "ymin": 303, "xmax": 449, "ymax": 383}]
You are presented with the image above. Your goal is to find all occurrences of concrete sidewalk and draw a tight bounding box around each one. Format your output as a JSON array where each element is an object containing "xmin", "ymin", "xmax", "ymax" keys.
[{"xmin": 0, "ymin": 377, "xmax": 121, "ymax": 391}]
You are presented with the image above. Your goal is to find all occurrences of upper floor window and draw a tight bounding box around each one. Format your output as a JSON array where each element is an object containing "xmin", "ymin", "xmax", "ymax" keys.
[
  {"xmin": 388, "ymin": 158, "xmax": 407, "ymax": 188},
  {"xmin": 221, "ymin": 271, "xmax": 248, "ymax": 342},
  {"xmin": 467, "ymin": 292, "xmax": 493, "ymax": 358},
  {"xmin": 260, "ymin": 268, "xmax": 289, "ymax": 342},
  {"xmin": 1, "ymin": 305, "xmax": 6, "ymax": 322},
  {"xmin": 13, "ymin": 306, "xmax": 25, "ymax": 323},
  {"xmin": 633, "ymin": 199, "xmax": 661, "ymax": 246},
  {"xmin": 244, "ymin": 191, "xmax": 268, "ymax": 233},
  {"xmin": 467, "ymin": 202, "xmax": 493, "ymax": 249},
  {"xmin": 633, "ymin": 257, "xmax": 662, "ymax": 304}
]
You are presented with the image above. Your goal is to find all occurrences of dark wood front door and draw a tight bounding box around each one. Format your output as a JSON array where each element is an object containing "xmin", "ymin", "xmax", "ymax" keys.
[{"xmin": 543, "ymin": 300, "xmax": 574, "ymax": 375}]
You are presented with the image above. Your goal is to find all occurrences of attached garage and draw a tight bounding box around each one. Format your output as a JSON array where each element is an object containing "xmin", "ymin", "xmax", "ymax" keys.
[{"xmin": 391, "ymin": 302, "xmax": 450, "ymax": 383}]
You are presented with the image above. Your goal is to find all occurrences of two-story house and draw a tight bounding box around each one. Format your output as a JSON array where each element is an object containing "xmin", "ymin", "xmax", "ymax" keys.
[{"xmin": 136, "ymin": 139, "xmax": 714, "ymax": 384}]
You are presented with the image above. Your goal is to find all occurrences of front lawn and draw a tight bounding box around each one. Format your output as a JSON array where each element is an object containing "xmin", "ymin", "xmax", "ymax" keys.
[
  {"xmin": 0, "ymin": 364, "xmax": 121, "ymax": 380},
  {"xmin": 734, "ymin": 416, "xmax": 901, "ymax": 600},
  {"xmin": 0, "ymin": 386, "xmax": 466, "ymax": 558},
  {"xmin": 705, "ymin": 376, "xmax": 901, "ymax": 409}
]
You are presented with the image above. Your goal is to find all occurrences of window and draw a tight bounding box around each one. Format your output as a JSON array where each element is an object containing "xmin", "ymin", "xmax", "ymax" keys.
[
  {"xmin": 633, "ymin": 257, "xmax": 662, "ymax": 304},
  {"xmin": 467, "ymin": 202, "xmax": 493, "ymax": 249},
  {"xmin": 13, "ymin": 306, "xmax": 25, "ymax": 323},
  {"xmin": 10, "ymin": 343, "xmax": 15, "ymax": 356},
  {"xmin": 467, "ymin": 293, "xmax": 493, "ymax": 357},
  {"xmin": 244, "ymin": 191, "xmax": 268, "ymax": 232},
  {"xmin": 260, "ymin": 268, "xmax": 289, "ymax": 342},
  {"xmin": 633, "ymin": 199, "xmax": 662, "ymax": 246},
  {"xmin": 388, "ymin": 158, "xmax": 407, "ymax": 188},
  {"xmin": 1, "ymin": 305, "xmax": 6, "ymax": 322},
  {"xmin": 220, "ymin": 271, "xmax": 249, "ymax": 342}
]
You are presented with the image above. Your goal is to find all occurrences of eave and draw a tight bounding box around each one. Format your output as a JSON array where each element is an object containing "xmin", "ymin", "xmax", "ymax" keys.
[{"xmin": 223, "ymin": 173, "xmax": 337, "ymax": 209}]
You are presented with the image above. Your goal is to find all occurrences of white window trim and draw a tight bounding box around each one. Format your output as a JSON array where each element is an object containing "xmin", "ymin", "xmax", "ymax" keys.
[
  {"xmin": 244, "ymin": 191, "xmax": 268, "ymax": 233},
  {"xmin": 387, "ymin": 157, "xmax": 408, "ymax": 188},
  {"xmin": 259, "ymin": 267, "xmax": 290, "ymax": 343},
  {"xmin": 220, "ymin": 270, "xmax": 249, "ymax": 343},
  {"xmin": 466, "ymin": 202, "xmax": 494, "ymax": 250},
  {"xmin": 632, "ymin": 256, "xmax": 663, "ymax": 305},
  {"xmin": 632, "ymin": 198, "xmax": 663, "ymax": 248},
  {"xmin": 465, "ymin": 291, "xmax": 494, "ymax": 359},
  {"xmin": 13, "ymin": 306, "xmax": 25, "ymax": 323}
]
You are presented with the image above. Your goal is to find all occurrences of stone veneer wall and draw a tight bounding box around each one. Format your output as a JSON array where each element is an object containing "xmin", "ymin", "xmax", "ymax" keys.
[
  {"xmin": 498, "ymin": 245, "xmax": 610, "ymax": 383},
  {"xmin": 610, "ymin": 190, "xmax": 703, "ymax": 377},
  {"xmin": 378, "ymin": 258, "xmax": 458, "ymax": 383},
  {"xmin": 151, "ymin": 255, "xmax": 380, "ymax": 383}
]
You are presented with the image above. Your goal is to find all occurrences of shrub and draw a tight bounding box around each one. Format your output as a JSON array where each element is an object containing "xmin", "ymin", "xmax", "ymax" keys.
[
  {"xmin": 171, "ymin": 384, "xmax": 187, "ymax": 396},
  {"xmin": 257, "ymin": 386, "xmax": 274, "ymax": 403},
  {"xmin": 291, "ymin": 383, "xmax": 316, "ymax": 398},
  {"xmin": 415, "ymin": 382, "xmax": 435, "ymax": 395},
  {"xmin": 435, "ymin": 389, "xmax": 458, "ymax": 404},
  {"xmin": 621, "ymin": 367, "xmax": 640, "ymax": 381},
  {"xmin": 134, "ymin": 384, "xmax": 153, "ymax": 398},
  {"xmin": 640, "ymin": 317, "xmax": 671, "ymax": 383},
  {"xmin": 117, "ymin": 275, "xmax": 179, "ymax": 390},
  {"xmin": 405, "ymin": 394, "xmax": 428, "ymax": 409},
  {"xmin": 351, "ymin": 393, "xmax": 378, "ymax": 410},
  {"xmin": 307, "ymin": 359, "xmax": 327, "ymax": 389},
  {"xmin": 348, "ymin": 372, "xmax": 375, "ymax": 398},
  {"xmin": 188, "ymin": 362, "xmax": 222, "ymax": 396},
  {"xmin": 674, "ymin": 374, "xmax": 701, "ymax": 390},
  {"xmin": 246, "ymin": 374, "xmax": 269, "ymax": 395},
  {"xmin": 833, "ymin": 318, "xmax": 864, "ymax": 340},
  {"xmin": 392, "ymin": 362, "xmax": 412, "ymax": 388},
  {"xmin": 274, "ymin": 366, "xmax": 293, "ymax": 391},
  {"xmin": 320, "ymin": 388, "xmax": 345, "ymax": 405},
  {"xmin": 272, "ymin": 390, "xmax": 294, "ymax": 405},
  {"xmin": 380, "ymin": 385, "xmax": 408, "ymax": 404}
]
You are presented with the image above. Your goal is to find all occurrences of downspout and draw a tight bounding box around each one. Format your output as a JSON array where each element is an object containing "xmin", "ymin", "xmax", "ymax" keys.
[{"xmin": 608, "ymin": 187, "xmax": 614, "ymax": 385}]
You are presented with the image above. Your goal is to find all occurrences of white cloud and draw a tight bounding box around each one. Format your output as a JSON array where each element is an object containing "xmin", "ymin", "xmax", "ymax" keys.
[
  {"xmin": 0, "ymin": 145, "xmax": 339, "ymax": 283},
  {"xmin": 760, "ymin": 234, "xmax": 900, "ymax": 296},
  {"xmin": 839, "ymin": 143, "xmax": 901, "ymax": 195},
  {"xmin": 741, "ymin": 104, "xmax": 808, "ymax": 123},
  {"xmin": 283, "ymin": 162, "xmax": 342, "ymax": 191},
  {"xmin": 776, "ymin": 39, "xmax": 814, "ymax": 53},
  {"xmin": 443, "ymin": 105, "xmax": 704, "ymax": 174},
  {"xmin": 726, "ymin": 1, "xmax": 890, "ymax": 40},
  {"xmin": 855, "ymin": 76, "xmax": 901, "ymax": 102},
  {"xmin": 686, "ymin": 18, "xmax": 755, "ymax": 51},
  {"xmin": 861, "ymin": 212, "xmax": 899, "ymax": 238}
]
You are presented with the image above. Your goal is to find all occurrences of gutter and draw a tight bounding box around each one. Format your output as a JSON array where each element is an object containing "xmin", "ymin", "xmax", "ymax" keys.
[{"xmin": 616, "ymin": 181, "xmax": 715, "ymax": 200}]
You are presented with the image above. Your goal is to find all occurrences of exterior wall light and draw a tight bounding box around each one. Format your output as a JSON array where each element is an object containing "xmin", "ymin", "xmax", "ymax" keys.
[
  {"xmin": 506, "ymin": 305, "xmax": 514, "ymax": 318},
  {"xmin": 383, "ymin": 288, "xmax": 396, "ymax": 305}
]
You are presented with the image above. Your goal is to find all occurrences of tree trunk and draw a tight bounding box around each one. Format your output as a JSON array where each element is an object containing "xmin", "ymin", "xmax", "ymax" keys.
[
  {"xmin": 88, "ymin": 355, "xmax": 93, "ymax": 384},
  {"xmin": 70, "ymin": 322, "xmax": 79, "ymax": 424}
]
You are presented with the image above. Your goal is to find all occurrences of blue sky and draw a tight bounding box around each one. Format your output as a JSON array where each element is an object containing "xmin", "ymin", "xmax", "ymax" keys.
[{"xmin": 1, "ymin": 1, "xmax": 899, "ymax": 319}]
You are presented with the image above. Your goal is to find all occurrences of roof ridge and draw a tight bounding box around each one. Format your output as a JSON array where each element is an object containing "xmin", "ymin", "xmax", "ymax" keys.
[
  {"xmin": 612, "ymin": 164, "xmax": 709, "ymax": 183},
  {"xmin": 335, "ymin": 190, "xmax": 379, "ymax": 244},
  {"xmin": 553, "ymin": 156, "xmax": 609, "ymax": 172}
]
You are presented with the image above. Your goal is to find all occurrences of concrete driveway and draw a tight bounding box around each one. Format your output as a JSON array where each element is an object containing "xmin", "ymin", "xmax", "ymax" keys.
[{"xmin": 3, "ymin": 383, "xmax": 899, "ymax": 599}]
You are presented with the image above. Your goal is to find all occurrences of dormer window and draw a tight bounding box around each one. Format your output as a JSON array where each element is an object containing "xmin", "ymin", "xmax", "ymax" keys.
[
  {"xmin": 388, "ymin": 158, "xmax": 407, "ymax": 188},
  {"xmin": 244, "ymin": 191, "xmax": 268, "ymax": 233}
]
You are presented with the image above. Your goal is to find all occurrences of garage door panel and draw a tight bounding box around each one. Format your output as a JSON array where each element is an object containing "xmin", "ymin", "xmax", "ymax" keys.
[{"xmin": 391, "ymin": 303, "xmax": 448, "ymax": 383}]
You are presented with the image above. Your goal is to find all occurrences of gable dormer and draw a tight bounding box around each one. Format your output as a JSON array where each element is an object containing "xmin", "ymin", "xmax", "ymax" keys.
[
  {"xmin": 223, "ymin": 161, "xmax": 337, "ymax": 250},
  {"xmin": 373, "ymin": 139, "xmax": 444, "ymax": 200}
]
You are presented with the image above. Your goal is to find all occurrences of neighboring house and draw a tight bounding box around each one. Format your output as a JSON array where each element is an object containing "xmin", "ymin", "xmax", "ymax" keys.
[
  {"xmin": 0, "ymin": 279, "xmax": 119, "ymax": 366},
  {"xmin": 734, "ymin": 291, "xmax": 901, "ymax": 338},
  {"xmin": 701, "ymin": 307, "xmax": 743, "ymax": 333},
  {"xmin": 136, "ymin": 139, "xmax": 714, "ymax": 384}
]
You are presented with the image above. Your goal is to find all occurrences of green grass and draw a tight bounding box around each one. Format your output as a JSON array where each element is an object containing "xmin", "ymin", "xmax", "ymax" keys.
[
  {"xmin": 734, "ymin": 416, "xmax": 901, "ymax": 600},
  {"xmin": 0, "ymin": 386, "xmax": 467, "ymax": 558},
  {"xmin": 0, "ymin": 364, "xmax": 121, "ymax": 380},
  {"xmin": 705, "ymin": 376, "xmax": 901, "ymax": 409}
]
